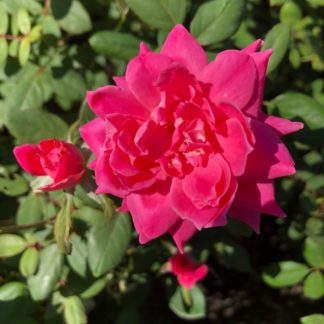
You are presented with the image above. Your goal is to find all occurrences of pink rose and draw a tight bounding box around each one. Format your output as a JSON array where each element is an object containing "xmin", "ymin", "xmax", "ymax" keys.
[
  {"xmin": 169, "ymin": 253, "xmax": 208, "ymax": 288},
  {"xmin": 14, "ymin": 139, "xmax": 85, "ymax": 191},
  {"xmin": 80, "ymin": 25, "xmax": 303, "ymax": 251}
]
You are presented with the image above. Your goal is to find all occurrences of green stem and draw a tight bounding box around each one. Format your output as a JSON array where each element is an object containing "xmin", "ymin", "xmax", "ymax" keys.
[{"xmin": 181, "ymin": 286, "xmax": 192, "ymax": 307}]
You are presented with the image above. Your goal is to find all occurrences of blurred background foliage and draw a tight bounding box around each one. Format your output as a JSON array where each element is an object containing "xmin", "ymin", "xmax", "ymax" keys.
[{"xmin": 0, "ymin": 0, "xmax": 323, "ymax": 323}]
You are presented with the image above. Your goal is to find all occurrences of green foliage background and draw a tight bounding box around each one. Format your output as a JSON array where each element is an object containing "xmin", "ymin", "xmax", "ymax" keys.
[{"xmin": 0, "ymin": 0, "xmax": 323, "ymax": 323}]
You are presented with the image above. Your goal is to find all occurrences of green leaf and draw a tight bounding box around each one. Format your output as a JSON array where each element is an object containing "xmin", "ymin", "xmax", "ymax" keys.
[
  {"xmin": 89, "ymin": 31, "xmax": 141, "ymax": 61},
  {"xmin": 88, "ymin": 212, "xmax": 132, "ymax": 277},
  {"xmin": 190, "ymin": 0, "xmax": 245, "ymax": 45},
  {"xmin": 41, "ymin": 15, "xmax": 61, "ymax": 37},
  {"xmin": 6, "ymin": 108, "xmax": 68, "ymax": 143},
  {"xmin": 52, "ymin": 70, "xmax": 86, "ymax": 102},
  {"xmin": 0, "ymin": 282, "xmax": 27, "ymax": 301},
  {"xmin": 27, "ymin": 244, "xmax": 64, "ymax": 301},
  {"xmin": 72, "ymin": 206, "xmax": 104, "ymax": 227},
  {"xmin": 271, "ymin": 93, "xmax": 324, "ymax": 146},
  {"xmin": 279, "ymin": 2, "xmax": 302, "ymax": 25},
  {"xmin": 262, "ymin": 261, "xmax": 310, "ymax": 288},
  {"xmin": 17, "ymin": 8, "xmax": 31, "ymax": 34},
  {"xmin": 214, "ymin": 239, "xmax": 251, "ymax": 273},
  {"xmin": 51, "ymin": 0, "xmax": 73, "ymax": 19},
  {"xmin": 80, "ymin": 278, "xmax": 107, "ymax": 299},
  {"xmin": 58, "ymin": 1, "xmax": 92, "ymax": 35},
  {"xmin": 303, "ymin": 271, "xmax": 324, "ymax": 300},
  {"xmin": 63, "ymin": 296, "xmax": 87, "ymax": 324},
  {"xmin": 168, "ymin": 286, "xmax": 206, "ymax": 320},
  {"xmin": 0, "ymin": 39, "xmax": 8, "ymax": 66},
  {"xmin": 125, "ymin": 0, "xmax": 187, "ymax": 30},
  {"xmin": 16, "ymin": 194, "xmax": 43, "ymax": 225},
  {"xmin": 0, "ymin": 174, "xmax": 29, "ymax": 196},
  {"xmin": 262, "ymin": 23, "xmax": 290, "ymax": 74},
  {"xmin": 19, "ymin": 247, "xmax": 40, "ymax": 277},
  {"xmin": 18, "ymin": 38, "xmax": 31, "ymax": 66},
  {"xmin": 303, "ymin": 238, "xmax": 324, "ymax": 268},
  {"xmin": 54, "ymin": 193, "xmax": 72, "ymax": 253},
  {"xmin": 67, "ymin": 234, "xmax": 88, "ymax": 277},
  {"xmin": 301, "ymin": 314, "xmax": 324, "ymax": 324},
  {"xmin": 0, "ymin": 3, "xmax": 9, "ymax": 34},
  {"xmin": 0, "ymin": 234, "xmax": 27, "ymax": 258}
]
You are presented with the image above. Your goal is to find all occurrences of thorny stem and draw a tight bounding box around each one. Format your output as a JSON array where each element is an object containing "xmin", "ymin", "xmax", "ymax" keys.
[
  {"xmin": 0, "ymin": 217, "xmax": 54, "ymax": 233},
  {"xmin": 0, "ymin": 34, "xmax": 24, "ymax": 40}
]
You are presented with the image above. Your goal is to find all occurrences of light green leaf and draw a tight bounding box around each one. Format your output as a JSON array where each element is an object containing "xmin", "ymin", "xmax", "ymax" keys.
[
  {"xmin": 16, "ymin": 194, "xmax": 43, "ymax": 225},
  {"xmin": 303, "ymin": 271, "xmax": 324, "ymax": 300},
  {"xmin": 0, "ymin": 282, "xmax": 27, "ymax": 301},
  {"xmin": 27, "ymin": 244, "xmax": 64, "ymax": 301},
  {"xmin": 6, "ymin": 108, "xmax": 68, "ymax": 143},
  {"xmin": 190, "ymin": 0, "xmax": 245, "ymax": 45},
  {"xmin": 271, "ymin": 92, "xmax": 324, "ymax": 146},
  {"xmin": 89, "ymin": 31, "xmax": 141, "ymax": 61},
  {"xmin": 18, "ymin": 38, "xmax": 31, "ymax": 66},
  {"xmin": 63, "ymin": 296, "xmax": 87, "ymax": 324},
  {"xmin": 19, "ymin": 247, "xmax": 40, "ymax": 277},
  {"xmin": 58, "ymin": 1, "xmax": 92, "ymax": 35},
  {"xmin": 80, "ymin": 278, "xmax": 107, "ymax": 299},
  {"xmin": 125, "ymin": 0, "xmax": 187, "ymax": 30},
  {"xmin": 168, "ymin": 286, "xmax": 206, "ymax": 320},
  {"xmin": 0, "ymin": 234, "xmax": 27, "ymax": 257},
  {"xmin": 262, "ymin": 23, "xmax": 290, "ymax": 73},
  {"xmin": 17, "ymin": 8, "xmax": 31, "ymax": 34},
  {"xmin": 301, "ymin": 314, "xmax": 324, "ymax": 324},
  {"xmin": 303, "ymin": 238, "xmax": 324, "ymax": 268},
  {"xmin": 279, "ymin": 2, "xmax": 302, "ymax": 25},
  {"xmin": 262, "ymin": 261, "xmax": 310, "ymax": 288},
  {"xmin": 67, "ymin": 234, "xmax": 88, "ymax": 277},
  {"xmin": 0, "ymin": 39, "xmax": 8, "ymax": 66},
  {"xmin": 0, "ymin": 174, "xmax": 28, "ymax": 196},
  {"xmin": 41, "ymin": 15, "xmax": 61, "ymax": 37},
  {"xmin": 54, "ymin": 193, "xmax": 72, "ymax": 253},
  {"xmin": 88, "ymin": 212, "xmax": 132, "ymax": 277},
  {"xmin": 0, "ymin": 3, "xmax": 9, "ymax": 34}
]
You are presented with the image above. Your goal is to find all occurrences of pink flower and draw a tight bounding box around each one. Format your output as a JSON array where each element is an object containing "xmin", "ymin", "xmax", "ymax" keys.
[
  {"xmin": 14, "ymin": 139, "xmax": 85, "ymax": 191},
  {"xmin": 169, "ymin": 253, "xmax": 208, "ymax": 288},
  {"xmin": 80, "ymin": 25, "xmax": 303, "ymax": 251}
]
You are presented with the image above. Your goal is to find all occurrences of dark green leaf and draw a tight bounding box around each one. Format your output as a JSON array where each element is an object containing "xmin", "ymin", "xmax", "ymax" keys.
[
  {"xmin": 214, "ymin": 239, "xmax": 251, "ymax": 273},
  {"xmin": 0, "ymin": 174, "xmax": 29, "ymax": 196},
  {"xmin": 51, "ymin": 0, "xmax": 73, "ymax": 19},
  {"xmin": 89, "ymin": 31, "xmax": 140, "ymax": 61},
  {"xmin": 125, "ymin": 0, "xmax": 187, "ymax": 30},
  {"xmin": 190, "ymin": 0, "xmax": 245, "ymax": 45},
  {"xmin": 262, "ymin": 261, "xmax": 310, "ymax": 288},
  {"xmin": 88, "ymin": 212, "xmax": 132, "ymax": 277},
  {"xmin": 80, "ymin": 278, "xmax": 107, "ymax": 299}
]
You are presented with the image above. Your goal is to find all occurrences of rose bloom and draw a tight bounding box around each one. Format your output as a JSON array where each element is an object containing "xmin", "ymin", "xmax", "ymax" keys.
[
  {"xmin": 169, "ymin": 253, "xmax": 208, "ymax": 289},
  {"xmin": 14, "ymin": 139, "xmax": 85, "ymax": 191},
  {"xmin": 80, "ymin": 25, "xmax": 303, "ymax": 251}
]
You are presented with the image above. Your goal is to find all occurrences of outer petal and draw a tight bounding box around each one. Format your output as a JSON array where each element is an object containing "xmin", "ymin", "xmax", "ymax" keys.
[
  {"xmin": 126, "ymin": 179, "xmax": 179, "ymax": 244},
  {"xmin": 243, "ymin": 49, "xmax": 272, "ymax": 116},
  {"xmin": 87, "ymin": 86, "xmax": 150, "ymax": 119},
  {"xmin": 13, "ymin": 145, "xmax": 45, "ymax": 176},
  {"xmin": 79, "ymin": 118, "xmax": 106, "ymax": 157},
  {"xmin": 242, "ymin": 39, "xmax": 263, "ymax": 53},
  {"xmin": 39, "ymin": 170, "xmax": 85, "ymax": 192},
  {"xmin": 243, "ymin": 119, "xmax": 296, "ymax": 181},
  {"xmin": 169, "ymin": 220, "xmax": 197, "ymax": 253},
  {"xmin": 160, "ymin": 25, "xmax": 208, "ymax": 76},
  {"xmin": 260, "ymin": 113, "xmax": 304, "ymax": 137},
  {"xmin": 199, "ymin": 50, "xmax": 258, "ymax": 109}
]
